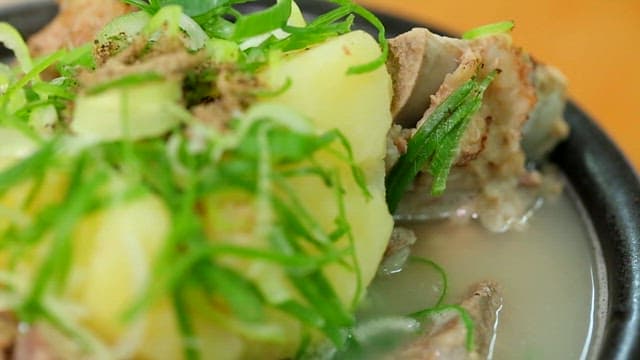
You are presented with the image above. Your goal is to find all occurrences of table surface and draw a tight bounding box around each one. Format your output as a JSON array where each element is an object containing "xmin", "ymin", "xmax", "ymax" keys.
[{"xmin": 1, "ymin": 0, "xmax": 638, "ymax": 171}]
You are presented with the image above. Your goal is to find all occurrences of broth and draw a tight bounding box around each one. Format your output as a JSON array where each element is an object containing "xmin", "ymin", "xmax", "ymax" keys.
[{"xmin": 359, "ymin": 184, "xmax": 606, "ymax": 359}]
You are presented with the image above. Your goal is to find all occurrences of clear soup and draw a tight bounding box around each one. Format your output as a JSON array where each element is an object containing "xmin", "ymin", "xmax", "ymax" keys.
[{"xmin": 360, "ymin": 184, "xmax": 606, "ymax": 359}]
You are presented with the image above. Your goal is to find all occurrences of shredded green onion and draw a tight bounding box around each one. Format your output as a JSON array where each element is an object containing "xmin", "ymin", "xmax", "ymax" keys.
[
  {"xmin": 0, "ymin": 22, "xmax": 33, "ymax": 74},
  {"xmin": 0, "ymin": 140, "xmax": 57, "ymax": 196},
  {"xmin": 121, "ymin": 0, "xmax": 388, "ymax": 74},
  {"xmin": 430, "ymin": 71, "xmax": 497, "ymax": 195},
  {"xmin": 1, "ymin": 50, "xmax": 65, "ymax": 111},
  {"xmin": 333, "ymin": 0, "xmax": 389, "ymax": 75},
  {"xmin": 143, "ymin": 5, "xmax": 183, "ymax": 37},
  {"xmin": 410, "ymin": 304, "xmax": 476, "ymax": 352},
  {"xmin": 409, "ymin": 256, "xmax": 448, "ymax": 307},
  {"xmin": 172, "ymin": 287, "xmax": 200, "ymax": 360},
  {"xmin": 462, "ymin": 20, "xmax": 515, "ymax": 40},
  {"xmin": 386, "ymin": 71, "xmax": 498, "ymax": 212},
  {"xmin": 122, "ymin": 0, "xmax": 155, "ymax": 12},
  {"xmin": 86, "ymin": 72, "xmax": 165, "ymax": 95},
  {"xmin": 231, "ymin": 0, "xmax": 293, "ymax": 41},
  {"xmin": 0, "ymin": 2, "xmax": 393, "ymax": 357}
]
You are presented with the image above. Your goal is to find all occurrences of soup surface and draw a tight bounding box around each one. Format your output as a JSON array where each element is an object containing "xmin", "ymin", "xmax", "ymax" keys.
[{"xmin": 360, "ymin": 183, "xmax": 606, "ymax": 359}]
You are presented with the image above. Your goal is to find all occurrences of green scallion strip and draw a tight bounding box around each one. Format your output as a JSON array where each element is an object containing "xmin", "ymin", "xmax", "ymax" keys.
[
  {"xmin": 21, "ymin": 169, "xmax": 46, "ymax": 210},
  {"xmin": 255, "ymin": 123, "xmax": 274, "ymax": 241},
  {"xmin": 0, "ymin": 140, "xmax": 57, "ymax": 196},
  {"xmin": 385, "ymin": 79, "xmax": 477, "ymax": 213},
  {"xmin": 462, "ymin": 20, "xmax": 515, "ymax": 40},
  {"xmin": 409, "ymin": 256, "xmax": 448, "ymax": 307},
  {"xmin": 0, "ymin": 1, "xmax": 396, "ymax": 351},
  {"xmin": 287, "ymin": 263, "xmax": 354, "ymax": 337},
  {"xmin": 270, "ymin": 188, "xmax": 355, "ymax": 272},
  {"xmin": 117, "ymin": 88, "xmax": 142, "ymax": 181},
  {"xmin": 332, "ymin": 0, "xmax": 388, "ymax": 75},
  {"xmin": 207, "ymin": 244, "xmax": 327, "ymax": 269},
  {"xmin": 197, "ymin": 263, "xmax": 265, "ymax": 322},
  {"xmin": 0, "ymin": 22, "xmax": 33, "ymax": 74},
  {"xmin": 293, "ymin": 331, "xmax": 312, "ymax": 360},
  {"xmin": 303, "ymin": 271, "xmax": 353, "ymax": 328},
  {"xmin": 231, "ymin": 0, "xmax": 292, "ymax": 41},
  {"xmin": 123, "ymin": 217, "xmax": 203, "ymax": 322},
  {"xmin": 162, "ymin": 241, "xmax": 210, "ymax": 292},
  {"xmin": 122, "ymin": 0, "xmax": 155, "ymax": 12},
  {"xmin": 172, "ymin": 287, "xmax": 200, "ymax": 360},
  {"xmin": 271, "ymin": 195, "xmax": 353, "ymax": 272},
  {"xmin": 385, "ymin": 71, "xmax": 498, "ymax": 212},
  {"xmin": 13, "ymin": 100, "xmax": 58, "ymax": 121},
  {"xmin": 56, "ymin": 43, "xmax": 95, "ymax": 77},
  {"xmin": 21, "ymin": 167, "xmax": 108, "ymax": 321},
  {"xmin": 254, "ymin": 77, "xmax": 292, "ymax": 98},
  {"xmin": 331, "ymin": 169, "xmax": 363, "ymax": 310},
  {"xmin": 429, "ymin": 71, "xmax": 497, "ymax": 195},
  {"xmin": 86, "ymin": 72, "xmax": 165, "ymax": 95},
  {"xmin": 31, "ymin": 82, "xmax": 75, "ymax": 100},
  {"xmin": 310, "ymin": 3, "xmax": 354, "ymax": 27},
  {"xmin": 272, "ymin": 181, "xmax": 333, "ymax": 247},
  {"xmin": 410, "ymin": 304, "xmax": 476, "ymax": 352},
  {"xmin": 144, "ymin": 5, "xmax": 183, "ymax": 37},
  {"xmin": 276, "ymin": 300, "xmax": 326, "ymax": 329},
  {"xmin": 326, "ymin": 129, "xmax": 371, "ymax": 199},
  {"xmin": 35, "ymin": 302, "xmax": 96, "ymax": 352},
  {"xmin": 283, "ymin": 13, "xmax": 353, "ymax": 36},
  {"xmin": 1, "ymin": 50, "xmax": 65, "ymax": 110}
]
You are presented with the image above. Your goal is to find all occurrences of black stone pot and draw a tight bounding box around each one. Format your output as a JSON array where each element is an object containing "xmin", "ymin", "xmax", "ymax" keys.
[{"xmin": 1, "ymin": 1, "xmax": 638, "ymax": 358}]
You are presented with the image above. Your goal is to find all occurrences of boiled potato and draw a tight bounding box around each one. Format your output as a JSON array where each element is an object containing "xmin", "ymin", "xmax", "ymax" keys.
[
  {"xmin": 70, "ymin": 194, "xmax": 170, "ymax": 343},
  {"xmin": 72, "ymin": 80, "xmax": 182, "ymax": 142},
  {"xmin": 196, "ymin": 30, "xmax": 395, "ymax": 356},
  {"xmin": 0, "ymin": 29, "xmax": 393, "ymax": 359},
  {"xmin": 261, "ymin": 30, "xmax": 394, "ymax": 306},
  {"xmin": 0, "ymin": 127, "xmax": 38, "ymax": 160}
]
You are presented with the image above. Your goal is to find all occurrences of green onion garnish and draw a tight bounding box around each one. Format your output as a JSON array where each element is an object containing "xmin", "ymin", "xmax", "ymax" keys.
[
  {"xmin": 0, "ymin": 2, "xmax": 392, "ymax": 356},
  {"xmin": 410, "ymin": 304, "xmax": 476, "ymax": 352},
  {"xmin": 385, "ymin": 71, "xmax": 498, "ymax": 213},
  {"xmin": 231, "ymin": 0, "xmax": 293, "ymax": 41},
  {"xmin": 409, "ymin": 256, "xmax": 448, "ymax": 308},
  {"xmin": 462, "ymin": 20, "xmax": 515, "ymax": 40}
]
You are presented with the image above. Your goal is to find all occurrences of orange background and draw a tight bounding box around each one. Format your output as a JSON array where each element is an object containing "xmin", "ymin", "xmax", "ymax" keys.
[{"xmin": 360, "ymin": 0, "xmax": 640, "ymax": 172}]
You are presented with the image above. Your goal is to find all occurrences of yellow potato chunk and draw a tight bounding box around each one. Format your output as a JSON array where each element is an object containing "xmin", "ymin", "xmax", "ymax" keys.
[
  {"xmin": 72, "ymin": 80, "xmax": 182, "ymax": 142},
  {"xmin": 0, "ymin": 29, "xmax": 394, "ymax": 360},
  {"xmin": 69, "ymin": 194, "xmax": 172, "ymax": 344},
  {"xmin": 262, "ymin": 30, "xmax": 394, "ymax": 306},
  {"xmin": 69, "ymin": 190, "xmax": 247, "ymax": 359},
  {"xmin": 0, "ymin": 127, "xmax": 37, "ymax": 160}
]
